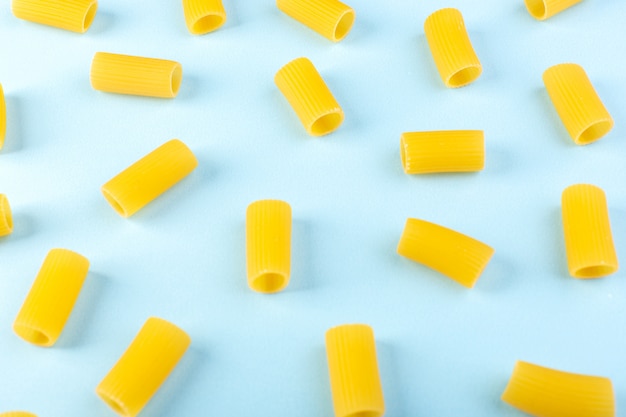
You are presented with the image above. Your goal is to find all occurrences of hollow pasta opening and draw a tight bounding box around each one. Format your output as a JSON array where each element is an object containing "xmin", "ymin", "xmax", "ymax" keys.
[
  {"xmin": 447, "ymin": 66, "xmax": 482, "ymax": 88},
  {"xmin": 310, "ymin": 112, "xmax": 343, "ymax": 136},
  {"xmin": 13, "ymin": 325, "xmax": 51, "ymax": 346},
  {"xmin": 399, "ymin": 137, "xmax": 409, "ymax": 172},
  {"xmin": 192, "ymin": 14, "xmax": 225, "ymax": 34},
  {"xmin": 97, "ymin": 392, "xmax": 130, "ymax": 417},
  {"xmin": 577, "ymin": 120, "xmax": 613, "ymax": 145},
  {"xmin": 575, "ymin": 265, "xmax": 617, "ymax": 279},
  {"xmin": 82, "ymin": 2, "xmax": 98, "ymax": 32},
  {"xmin": 252, "ymin": 273, "xmax": 287, "ymax": 293},
  {"xmin": 333, "ymin": 10, "xmax": 355, "ymax": 41},
  {"xmin": 0, "ymin": 194, "xmax": 13, "ymax": 233},
  {"xmin": 524, "ymin": 0, "xmax": 547, "ymax": 19},
  {"xmin": 101, "ymin": 189, "xmax": 129, "ymax": 217},
  {"xmin": 170, "ymin": 65, "xmax": 183, "ymax": 97}
]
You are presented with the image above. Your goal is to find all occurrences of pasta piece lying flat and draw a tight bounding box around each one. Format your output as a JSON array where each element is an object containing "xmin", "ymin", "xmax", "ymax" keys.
[
  {"xmin": 13, "ymin": 249, "xmax": 89, "ymax": 346},
  {"xmin": 326, "ymin": 324, "xmax": 385, "ymax": 417},
  {"xmin": 502, "ymin": 360, "xmax": 614, "ymax": 417},
  {"xmin": 275, "ymin": 57, "xmax": 344, "ymax": 136},
  {"xmin": 101, "ymin": 139, "xmax": 198, "ymax": 218},
  {"xmin": 12, "ymin": 0, "xmax": 97, "ymax": 33},
  {"xmin": 401, "ymin": 130, "xmax": 484, "ymax": 174},
  {"xmin": 524, "ymin": 0, "xmax": 583, "ymax": 20},
  {"xmin": 277, "ymin": 0, "xmax": 355, "ymax": 42},
  {"xmin": 562, "ymin": 184, "xmax": 618, "ymax": 278},
  {"xmin": 91, "ymin": 52, "xmax": 183, "ymax": 98},
  {"xmin": 397, "ymin": 218, "xmax": 494, "ymax": 288},
  {"xmin": 0, "ymin": 412, "xmax": 37, "ymax": 417},
  {"xmin": 0, "ymin": 194, "xmax": 13, "ymax": 237},
  {"xmin": 424, "ymin": 8, "xmax": 481, "ymax": 88},
  {"xmin": 246, "ymin": 199, "xmax": 292, "ymax": 293},
  {"xmin": 543, "ymin": 63, "xmax": 613, "ymax": 145},
  {"xmin": 182, "ymin": 0, "xmax": 226, "ymax": 34},
  {"xmin": 96, "ymin": 318, "xmax": 191, "ymax": 417}
]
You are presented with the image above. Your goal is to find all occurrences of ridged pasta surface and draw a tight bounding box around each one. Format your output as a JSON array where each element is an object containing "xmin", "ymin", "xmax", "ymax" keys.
[
  {"xmin": 12, "ymin": 0, "xmax": 97, "ymax": 33},
  {"xmin": 182, "ymin": 0, "xmax": 226, "ymax": 35},
  {"xmin": 524, "ymin": 0, "xmax": 583, "ymax": 20},
  {"xmin": 276, "ymin": 0, "xmax": 355, "ymax": 42},
  {"xmin": 0, "ymin": 194, "xmax": 13, "ymax": 237}
]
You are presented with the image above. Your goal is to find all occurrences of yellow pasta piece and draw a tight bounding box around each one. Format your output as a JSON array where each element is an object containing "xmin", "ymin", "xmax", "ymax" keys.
[
  {"xmin": 562, "ymin": 184, "xmax": 618, "ymax": 278},
  {"xmin": 276, "ymin": 0, "xmax": 355, "ymax": 42},
  {"xmin": 0, "ymin": 84, "xmax": 5, "ymax": 150},
  {"xmin": 502, "ymin": 360, "xmax": 615, "ymax": 417},
  {"xmin": 275, "ymin": 57, "xmax": 344, "ymax": 136},
  {"xmin": 397, "ymin": 218, "xmax": 494, "ymax": 288},
  {"xmin": 400, "ymin": 130, "xmax": 484, "ymax": 174},
  {"xmin": 0, "ymin": 412, "xmax": 37, "ymax": 417},
  {"xmin": 12, "ymin": 0, "xmax": 97, "ymax": 33},
  {"xmin": 424, "ymin": 8, "xmax": 482, "ymax": 88},
  {"xmin": 13, "ymin": 248, "xmax": 89, "ymax": 347},
  {"xmin": 326, "ymin": 324, "xmax": 384, "ymax": 417},
  {"xmin": 543, "ymin": 63, "xmax": 613, "ymax": 145},
  {"xmin": 0, "ymin": 194, "xmax": 13, "ymax": 237},
  {"xmin": 101, "ymin": 139, "xmax": 198, "ymax": 218},
  {"xmin": 246, "ymin": 199, "xmax": 291, "ymax": 293},
  {"xmin": 182, "ymin": 0, "xmax": 226, "ymax": 35},
  {"xmin": 90, "ymin": 52, "xmax": 183, "ymax": 99},
  {"xmin": 96, "ymin": 317, "xmax": 190, "ymax": 417},
  {"xmin": 524, "ymin": 0, "xmax": 583, "ymax": 20}
]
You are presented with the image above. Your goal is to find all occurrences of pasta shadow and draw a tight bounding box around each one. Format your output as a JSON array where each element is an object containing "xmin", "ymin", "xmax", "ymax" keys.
[
  {"xmin": 2, "ymin": 211, "xmax": 35, "ymax": 242},
  {"xmin": 3, "ymin": 96, "xmax": 23, "ymax": 154},
  {"xmin": 289, "ymin": 218, "xmax": 315, "ymax": 292},
  {"xmin": 377, "ymin": 340, "xmax": 408, "ymax": 417},
  {"xmin": 87, "ymin": 10, "xmax": 115, "ymax": 35}
]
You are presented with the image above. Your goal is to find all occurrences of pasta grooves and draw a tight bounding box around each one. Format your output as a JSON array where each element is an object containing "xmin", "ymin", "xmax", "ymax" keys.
[
  {"xmin": 92, "ymin": 55, "xmax": 175, "ymax": 94},
  {"xmin": 282, "ymin": 61, "xmax": 334, "ymax": 123},
  {"xmin": 553, "ymin": 69, "xmax": 592, "ymax": 133},
  {"xmin": 14, "ymin": 0, "xmax": 87, "ymax": 27},
  {"xmin": 186, "ymin": 0, "xmax": 223, "ymax": 21},
  {"xmin": 567, "ymin": 187, "xmax": 613, "ymax": 264},
  {"xmin": 251, "ymin": 201, "xmax": 287, "ymax": 274},
  {"xmin": 428, "ymin": 12, "xmax": 473, "ymax": 75},
  {"xmin": 280, "ymin": 0, "xmax": 341, "ymax": 34}
]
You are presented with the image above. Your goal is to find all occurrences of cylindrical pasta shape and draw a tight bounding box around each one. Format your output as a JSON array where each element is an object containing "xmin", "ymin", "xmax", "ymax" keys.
[
  {"xmin": 524, "ymin": 0, "xmax": 583, "ymax": 20},
  {"xmin": 543, "ymin": 63, "xmax": 613, "ymax": 145},
  {"xmin": 424, "ymin": 8, "xmax": 482, "ymax": 88},
  {"xmin": 96, "ymin": 317, "xmax": 191, "ymax": 417},
  {"xmin": 275, "ymin": 57, "xmax": 344, "ymax": 136},
  {"xmin": 276, "ymin": 0, "xmax": 355, "ymax": 42},
  {"xmin": 326, "ymin": 324, "xmax": 385, "ymax": 417},
  {"xmin": 0, "ymin": 413, "xmax": 37, "ymax": 417},
  {"xmin": 561, "ymin": 184, "xmax": 618, "ymax": 278},
  {"xmin": 246, "ymin": 199, "xmax": 291, "ymax": 293},
  {"xmin": 13, "ymin": 249, "xmax": 89, "ymax": 347},
  {"xmin": 12, "ymin": 0, "xmax": 97, "ymax": 33},
  {"xmin": 90, "ymin": 52, "xmax": 183, "ymax": 98},
  {"xmin": 397, "ymin": 218, "xmax": 494, "ymax": 288},
  {"xmin": 400, "ymin": 130, "xmax": 484, "ymax": 174},
  {"xmin": 182, "ymin": 0, "xmax": 226, "ymax": 35},
  {"xmin": 0, "ymin": 194, "xmax": 13, "ymax": 237},
  {"xmin": 502, "ymin": 360, "xmax": 615, "ymax": 417},
  {"xmin": 101, "ymin": 139, "xmax": 198, "ymax": 218},
  {"xmin": 0, "ymin": 84, "xmax": 6, "ymax": 150}
]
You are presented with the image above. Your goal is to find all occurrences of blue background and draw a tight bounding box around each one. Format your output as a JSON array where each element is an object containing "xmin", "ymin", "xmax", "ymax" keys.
[{"xmin": 1, "ymin": 0, "xmax": 625, "ymax": 415}]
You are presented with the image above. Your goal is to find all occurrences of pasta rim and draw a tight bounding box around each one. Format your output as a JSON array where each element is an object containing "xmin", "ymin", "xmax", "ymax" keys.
[
  {"xmin": 310, "ymin": 108, "xmax": 344, "ymax": 137},
  {"xmin": 332, "ymin": 8, "xmax": 355, "ymax": 42},
  {"xmin": 82, "ymin": 0, "xmax": 98, "ymax": 32},
  {"xmin": 191, "ymin": 13, "xmax": 225, "ymax": 34},
  {"xmin": 0, "ymin": 194, "xmax": 13, "ymax": 236}
]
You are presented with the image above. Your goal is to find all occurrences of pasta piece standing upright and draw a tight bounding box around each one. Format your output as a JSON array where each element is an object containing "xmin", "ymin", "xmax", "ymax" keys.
[
  {"xmin": 0, "ymin": 194, "xmax": 13, "ymax": 236},
  {"xmin": 524, "ymin": 0, "xmax": 583, "ymax": 20},
  {"xmin": 91, "ymin": 52, "xmax": 183, "ymax": 99},
  {"xmin": 561, "ymin": 184, "xmax": 618, "ymax": 278},
  {"xmin": 182, "ymin": 0, "xmax": 226, "ymax": 35},
  {"xmin": 0, "ymin": 84, "xmax": 5, "ymax": 150},
  {"xmin": 424, "ymin": 8, "xmax": 481, "ymax": 88},
  {"xmin": 96, "ymin": 317, "xmax": 191, "ymax": 417},
  {"xmin": 13, "ymin": 249, "xmax": 90, "ymax": 346},
  {"xmin": 275, "ymin": 57, "xmax": 344, "ymax": 136},
  {"xmin": 502, "ymin": 360, "xmax": 615, "ymax": 417},
  {"xmin": 543, "ymin": 63, "xmax": 613, "ymax": 145},
  {"xmin": 12, "ymin": 0, "xmax": 97, "ymax": 33},
  {"xmin": 276, "ymin": 0, "xmax": 355, "ymax": 42}
]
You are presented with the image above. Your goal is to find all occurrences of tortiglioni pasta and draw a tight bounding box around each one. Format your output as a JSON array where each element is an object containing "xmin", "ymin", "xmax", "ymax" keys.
[
  {"xmin": 524, "ymin": 0, "xmax": 583, "ymax": 20},
  {"xmin": 12, "ymin": 0, "xmax": 97, "ymax": 33},
  {"xmin": 276, "ymin": 0, "xmax": 355, "ymax": 42},
  {"xmin": 0, "ymin": 194, "xmax": 13, "ymax": 237},
  {"xmin": 182, "ymin": 0, "xmax": 226, "ymax": 35}
]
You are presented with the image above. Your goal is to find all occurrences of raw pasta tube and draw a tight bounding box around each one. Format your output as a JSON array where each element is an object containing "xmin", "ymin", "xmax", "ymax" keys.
[
  {"xmin": 0, "ymin": 413, "xmax": 37, "ymax": 417},
  {"xmin": 182, "ymin": 0, "xmax": 226, "ymax": 35},
  {"xmin": 326, "ymin": 324, "xmax": 385, "ymax": 417},
  {"xmin": 561, "ymin": 184, "xmax": 618, "ymax": 278},
  {"xmin": 12, "ymin": 0, "xmax": 97, "ymax": 33},
  {"xmin": 13, "ymin": 249, "xmax": 89, "ymax": 347},
  {"xmin": 101, "ymin": 139, "xmax": 198, "ymax": 218},
  {"xmin": 276, "ymin": 0, "xmax": 355, "ymax": 42},
  {"xmin": 275, "ymin": 57, "xmax": 344, "ymax": 136},
  {"xmin": 246, "ymin": 199, "xmax": 291, "ymax": 293},
  {"xmin": 397, "ymin": 218, "xmax": 494, "ymax": 288},
  {"xmin": 543, "ymin": 63, "xmax": 613, "ymax": 145},
  {"xmin": 0, "ymin": 194, "xmax": 13, "ymax": 237},
  {"xmin": 90, "ymin": 52, "xmax": 183, "ymax": 98},
  {"xmin": 0, "ymin": 84, "xmax": 5, "ymax": 149},
  {"xmin": 400, "ymin": 130, "xmax": 484, "ymax": 174},
  {"xmin": 524, "ymin": 0, "xmax": 583, "ymax": 20},
  {"xmin": 502, "ymin": 360, "xmax": 615, "ymax": 417},
  {"xmin": 96, "ymin": 317, "xmax": 191, "ymax": 417},
  {"xmin": 424, "ymin": 8, "xmax": 481, "ymax": 88}
]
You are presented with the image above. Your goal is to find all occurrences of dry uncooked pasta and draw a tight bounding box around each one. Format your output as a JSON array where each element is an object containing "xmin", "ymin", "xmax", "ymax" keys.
[
  {"xmin": 524, "ymin": 0, "xmax": 583, "ymax": 20},
  {"xmin": 13, "ymin": 249, "xmax": 89, "ymax": 346},
  {"xmin": 182, "ymin": 0, "xmax": 226, "ymax": 34},
  {"xmin": 96, "ymin": 317, "xmax": 191, "ymax": 417},
  {"xmin": 276, "ymin": 0, "xmax": 355, "ymax": 42},
  {"xmin": 12, "ymin": 0, "xmax": 97, "ymax": 33},
  {"xmin": 326, "ymin": 324, "xmax": 385, "ymax": 417},
  {"xmin": 0, "ymin": 412, "xmax": 37, "ymax": 417},
  {"xmin": 90, "ymin": 52, "xmax": 183, "ymax": 98},
  {"xmin": 0, "ymin": 194, "xmax": 13, "ymax": 237}
]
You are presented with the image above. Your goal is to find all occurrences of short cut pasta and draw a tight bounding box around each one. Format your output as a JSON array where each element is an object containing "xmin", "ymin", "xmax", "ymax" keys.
[
  {"xmin": 524, "ymin": 0, "xmax": 583, "ymax": 20},
  {"xmin": 90, "ymin": 52, "xmax": 183, "ymax": 98},
  {"xmin": 101, "ymin": 139, "xmax": 198, "ymax": 218},
  {"xmin": 275, "ymin": 57, "xmax": 344, "ymax": 136},
  {"xmin": 502, "ymin": 360, "xmax": 615, "ymax": 417},
  {"xmin": 96, "ymin": 317, "xmax": 191, "ymax": 417},
  {"xmin": 182, "ymin": 0, "xmax": 226, "ymax": 34},
  {"xmin": 543, "ymin": 63, "xmax": 613, "ymax": 145},
  {"xmin": 276, "ymin": 0, "xmax": 355, "ymax": 42},
  {"xmin": 13, "ymin": 249, "xmax": 89, "ymax": 346},
  {"xmin": 424, "ymin": 8, "xmax": 481, "ymax": 88},
  {"xmin": 0, "ymin": 194, "xmax": 13, "ymax": 237},
  {"xmin": 12, "ymin": 0, "xmax": 97, "ymax": 33}
]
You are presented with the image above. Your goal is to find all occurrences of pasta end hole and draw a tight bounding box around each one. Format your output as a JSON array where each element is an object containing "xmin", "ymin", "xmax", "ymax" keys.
[
  {"xmin": 252, "ymin": 273, "xmax": 287, "ymax": 293},
  {"xmin": 83, "ymin": 3, "xmax": 98, "ymax": 31},
  {"xmin": 334, "ymin": 10, "xmax": 355, "ymax": 41},
  {"xmin": 577, "ymin": 121, "xmax": 613, "ymax": 144},
  {"xmin": 448, "ymin": 67, "xmax": 482, "ymax": 88},
  {"xmin": 575, "ymin": 265, "xmax": 616, "ymax": 278},
  {"xmin": 171, "ymin": 66, "xmax": 183, "ymax": 96},
  {"xmin": 100, "ymin": 394, "xmax": 129, "ymax": 417},
  {"xmin": 1, "ymin": 195, "xmax": 12, "ymax": 232},
  {"xmin": 193, "ymin": 15, "xmax": 225, "ymax": 34},
  {"xmin": 102, "ymin": 189, "xmax": 129, "ymax": 217},
  {"xmin": 311, "ymin": 112, "xmax": 343, "ymax": 136},
  {"xmin": 524, "ymin": 0, "xmax": 547, "ymax": 19},
  {"xmin": 14, "ymin": 325, "xmax": 50, "ymax": 346}
]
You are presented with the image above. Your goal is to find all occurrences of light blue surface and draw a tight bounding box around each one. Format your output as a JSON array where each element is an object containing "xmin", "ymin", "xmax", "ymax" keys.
[{"xmin": 0, "ymin": 0, "xmax": 625, "ymax": 415}]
